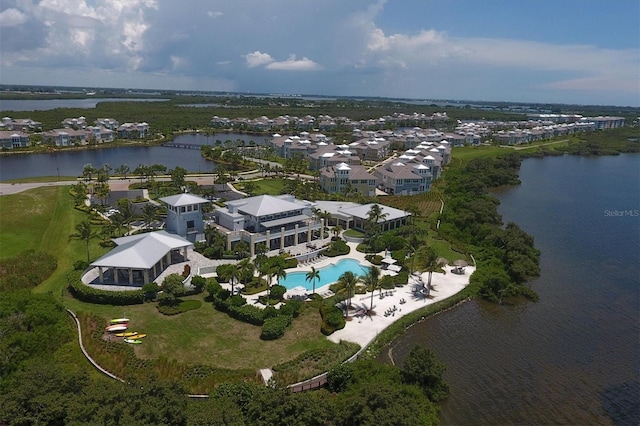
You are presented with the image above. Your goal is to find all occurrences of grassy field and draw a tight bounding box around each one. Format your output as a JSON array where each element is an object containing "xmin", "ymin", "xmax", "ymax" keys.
[
  {"xmin": 239, "ymin": 177, "xmax": 286, "ymax": 195},
  {"xmin": 67, "ymin": 294, "xmax": 335, "ymax": 370},
  {"xmin": 0, "ymin": 175, "xmax": 78, "ymax": 183}
]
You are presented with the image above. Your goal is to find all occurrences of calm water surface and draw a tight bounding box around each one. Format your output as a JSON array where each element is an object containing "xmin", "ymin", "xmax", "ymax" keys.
[
  {"xmin": 384, "ymin": 154, "xmax": 639, "ymax": 425},
  {"xmin": 0, "ymin": 98, "xmax": 168, "ymax": 112},
  {"xmin": 0, "ymin": 133, "xmax": 269, "ymax": 181}
]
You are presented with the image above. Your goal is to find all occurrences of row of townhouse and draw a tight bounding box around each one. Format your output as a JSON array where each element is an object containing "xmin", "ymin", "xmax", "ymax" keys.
[
  {"xmin": 494, "ymin": 121, "xmax": 596, "ymax": 145},
  {"xmin": 211, "ymin": 112, "xmax": 450, "ymax": 132},
  {"xmin": 0, "ymin": 130, "xmax": 30, "ymax": 149},
  {"xmin": 0, "ymin": 116, "xmax": 148, "ymax": 149},
  {"xmin": 318, "ymin": 140, "xmax": 451, "ymax": 197},
  {"xmin": 0, "ymin": 117, "xmax": 42, "ymax": 131},
  {"xmin": 41, "ymin": 127, "xmax": 116, "ymax": 146},
  {"xmin": 62, "ymin": 117, "xmax": 148, "ymax": 139},
  {"xmin": 61, "ymin": 116, "xmax": 120, "ymax": 130}
]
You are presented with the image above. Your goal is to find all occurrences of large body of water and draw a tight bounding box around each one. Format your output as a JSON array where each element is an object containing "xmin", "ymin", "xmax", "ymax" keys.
[
  {"xmin": 0, "ymin": 98, "xmax": 169, "ymax": 112},
  {"xmin": 0, "ymin": 133, "xmax": 269, "ymax": 181},
  {"xmin": 384, "ymin": 154, "xmax": 639, "ymax": 425}
]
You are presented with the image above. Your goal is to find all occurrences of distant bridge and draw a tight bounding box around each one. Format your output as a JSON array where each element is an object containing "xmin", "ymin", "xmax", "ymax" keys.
[{"xmin": 163, "ymin": 142, "xmax": 203, "ymax": 150}]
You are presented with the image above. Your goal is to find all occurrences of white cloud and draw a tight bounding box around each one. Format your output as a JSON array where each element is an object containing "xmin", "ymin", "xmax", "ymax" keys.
[
  {"xmin": 265, "ymin": 55, "xmax": 322, "ymax": 71},
  {"xmin": 0, "ymin": 8, "xmax": 28, "ymax": 27},
  {"xmin": 244, "ymin": 51, "xmax": 274, "ymax": 68},
  {"xmin": 207, "ymin": 11, "xmax": 223, "ymax": 18}
]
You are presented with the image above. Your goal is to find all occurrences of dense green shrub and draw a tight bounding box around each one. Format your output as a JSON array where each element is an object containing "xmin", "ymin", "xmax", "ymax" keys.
[
  {"xmin": 262, "ymin": 306, "xmax": 279, "ymax": 319},
  {"xmin": 142, "ymin": 282, "xmax": 159, "ymax": 301},
  {"xmin": 67, "ymin": 272, "xmax": 144, "ymax": 305},
  {"xmin": 319, "ymin": 304, "xmax": 346, "ymax": 335},
  {"xmin": 323, "ymin": 239, "xmax": 350, "ymax": 257},
  {"xmin": 260, "ymin": 315, "xmax": 292, "ymax": 340},
  {"xmin": 191, "ymin": 275, "xmax": 206, "ymax": 292},
  {"xmin": 269, "ymin": 284, "xmax": 286, "ymax": 300},
  {"xmin": 279, "ymin": 299, "xmax": 303, "ymax": 317},
  {"xmin": 380, "ymin": 275, "xmax": 395, "ymax": 289}
]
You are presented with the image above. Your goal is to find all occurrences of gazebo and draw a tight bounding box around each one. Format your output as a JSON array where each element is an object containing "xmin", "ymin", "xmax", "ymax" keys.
[{"xmin": 89, "ymin": 231, "xmax": 193, "ymax": 286}]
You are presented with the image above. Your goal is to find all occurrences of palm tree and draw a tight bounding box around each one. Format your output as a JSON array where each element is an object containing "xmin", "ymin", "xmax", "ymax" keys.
[
  {"xmin": 305, "ymin": 266, "xmax": 321, "ymax": 295},
  {"xmin": 359, "ymin": 265, "xmax": 381, "ymax": 314},
  {"xmin": 366, "ymin": 203, "xmax": 388, "ymax": 234},
  {"xmin": 82, "ymin": 163, "xmax": 97, "ymax": 181},
  {"xmin": 228, "ymin": 263, "xmax": 240, "ymax": 295},
  {"xmin": 418, "ymin": 247, "xmax": 440, "ymax": 292},
  {"xmin": 338, "ymin": 271, "xmax": 358, "ymax": 318},
  {"xmin": 405, "ymin": 234, "xmax": 421, "ymax": 274},
  {"xmin": 141, "ymin": 203, "xmax": 158, "ymax": 229},
  {"xmin": 267, "ymin": 256, "xmax": 287, "ymax": 299},
  {"xmin": 70, "ymin": 220, "xmax": 97, "ymax": 262},
  {"xmin": 238, "ymin": 258, "xmax": 254, "ymax": 288}
]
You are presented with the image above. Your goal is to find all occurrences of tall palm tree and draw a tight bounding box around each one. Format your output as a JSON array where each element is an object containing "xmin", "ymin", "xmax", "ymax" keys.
[
  {"xmin": 338, "ymin": 270, "xmax": 358, "ymax": 318},
  {"xmin": 237, "ymin": 258, "xmax": 254, "ymax": 287},
  {"xmin": 70, "ymin": 220, "xmax": 97, "ymax": 263},
  {"xmin": 418, "ymin": 247, "xmax": 440, "ymax": 292},
  {"xmin": 405, "ymin": 234, "xmax": 421, "ymax": 274},
  {"xmin": 141, "ymin": 203, "xmax": 158, "ymax": 229},
  {"xmin": 228, "ymin": 263, "xmax": 241, "ymax": 295},
  {"xmin": 267, "ymin": 256, "xmax": 287, "ymax": 299},
  {"xmin": 305, "ymin": 266, "xmax": 321, "ymax": 295},
  {"xmin": 359, "ymin": 265, "xmax": 381, "ymax": 314}
]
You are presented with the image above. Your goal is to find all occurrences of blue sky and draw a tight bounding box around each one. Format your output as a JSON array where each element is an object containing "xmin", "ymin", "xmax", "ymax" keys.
[{"xmin": 0, "ymin": 0, "xmax": 638, "ymax": 106}]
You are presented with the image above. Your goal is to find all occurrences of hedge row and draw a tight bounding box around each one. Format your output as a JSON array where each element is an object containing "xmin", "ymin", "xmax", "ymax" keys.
[{"xmin": 67, "ymin": 272, "xmax": 144, "ymax": 305}]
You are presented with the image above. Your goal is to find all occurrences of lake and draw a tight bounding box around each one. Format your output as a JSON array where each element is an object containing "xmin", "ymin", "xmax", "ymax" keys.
[
  {"xmin": 383, "ymin": 154, "xmax": 640, "ymax": 425},
  {"xmin": 0, "ymin": 133, "xmax": 271, "ymax": 181}
]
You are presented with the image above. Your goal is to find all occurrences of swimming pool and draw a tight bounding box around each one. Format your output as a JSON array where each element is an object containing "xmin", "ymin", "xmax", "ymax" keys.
[{"xmin": 278, "ymin": 258, "xmax": 368, "ymax": 290}]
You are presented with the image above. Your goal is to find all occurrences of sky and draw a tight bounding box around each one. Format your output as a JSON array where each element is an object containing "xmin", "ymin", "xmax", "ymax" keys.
[{"xmin": 0, "ymin": 0, "xmax": 638, "ymax": 106}]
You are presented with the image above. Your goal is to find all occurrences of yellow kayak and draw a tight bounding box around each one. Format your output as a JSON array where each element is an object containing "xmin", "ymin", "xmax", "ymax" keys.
[
  {"xmin": 129, "ymin": 333, "xmax": 146, "ymax": 339},
  {"xmin": 115, "ymin": 331, "xmax": 137, "ymax": 337}
]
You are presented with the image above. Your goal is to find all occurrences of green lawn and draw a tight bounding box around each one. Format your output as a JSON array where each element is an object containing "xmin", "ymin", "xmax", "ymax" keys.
[
  {"xmin": 242, "ymin": 177, "xmax": 285, "ymax": 195},
  {"xmin": 0, "ymin": 186, "xmax": 110, "ymax": 295}
]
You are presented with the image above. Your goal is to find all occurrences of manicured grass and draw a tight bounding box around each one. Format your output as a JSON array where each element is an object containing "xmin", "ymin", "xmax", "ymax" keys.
[
  {"xmin": 0, "ymin": 175, "xmax": 77, "ymax": 183},
  {"xmin": 68, "ymin": 294, "xmax": 337, "ymax": 371},
  {"xmin": 343, "ymin": 229, "xmax": 365, "ymax": 238},
  {"xmin": 246, "ymin": 177, "xmax": 286, "ymax": 195}
]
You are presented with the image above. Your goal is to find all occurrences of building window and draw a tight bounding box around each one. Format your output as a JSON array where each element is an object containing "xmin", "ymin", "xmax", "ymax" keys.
[{"xmin": 187, "ymin": 220, "xmax": 195, "ymax": 231}]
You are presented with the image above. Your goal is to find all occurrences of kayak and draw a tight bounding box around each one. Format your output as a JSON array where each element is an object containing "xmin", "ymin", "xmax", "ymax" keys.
[
  {"xmin": 110, "ymin": 318, "xmax": 130, "ymax": 324},
  {"xmin": 105, "ymin": 324, "xmax": 128, "ymax": 332},
  {"xmin": 129, "ymin": 334, "xmax": 146, "ymax": 339},
  {"xmin": 124, "ymin": 338, "xmax": 142, "ymax": 344},
  {"xmin": 115, "ymin": 331, "xmax": 137, "ymax": 337}
]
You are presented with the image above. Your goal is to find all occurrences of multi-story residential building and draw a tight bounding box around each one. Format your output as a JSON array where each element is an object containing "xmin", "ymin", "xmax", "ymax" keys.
[
  {"xmin": 86, "ymin": 126, "xmax": 115, "ymax": 143},
  {"xmin": 62, "ymin": 116, "xmax": 87, "ymax": 128},
  {"xmin": 319, "ymin": 162, "xmax": 378, "ymax": 197},
  {"xmin": 581, "ymin": 116, "xmax": 625, "ymax": 129},
  {"xmin": 0, "ymin": 117, "xmax": 42, "ymax": 131},
  {"xmin": 95, "ymin": 118, "xmax": 119, "ymax": 130},
  {"xmin": 374, "ymin": 161, "xmax": 433, "ymax": 196},
  {"xmin": 308, "ymin": 144, "xmax": 361, "ymax": 170},
  {"xmin": 117, "ymin": 122, "xmax": 149, "ymax": 138},
  {"xmin": 0, "ymin": 130, "xmax": 30, "ymax": 149},
  {"xmin": 42, "ymin": 128, "xmax": 87, "ymax": 146}
]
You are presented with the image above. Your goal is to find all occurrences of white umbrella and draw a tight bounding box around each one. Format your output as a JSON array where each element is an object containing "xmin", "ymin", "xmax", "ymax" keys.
[{"xmin": 381, "ymin": 257, "xmax": 397, "ymax": 264}]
